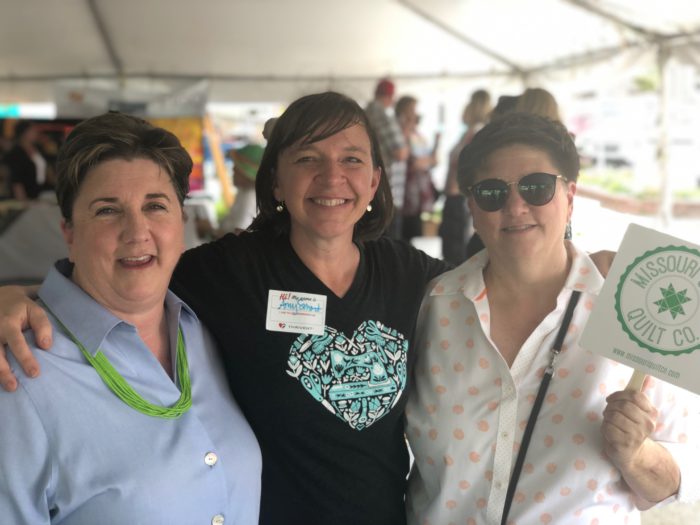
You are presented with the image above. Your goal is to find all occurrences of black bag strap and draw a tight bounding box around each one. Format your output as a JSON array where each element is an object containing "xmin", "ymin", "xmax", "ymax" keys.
[{"xmin": 500, "ymin": 290, "xmax": 582, "ymax": 525}]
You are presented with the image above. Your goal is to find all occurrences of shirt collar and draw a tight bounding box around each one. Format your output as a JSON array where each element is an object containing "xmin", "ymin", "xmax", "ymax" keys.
[
  {"xmin": 428, "ymin": 241, "xmax": 605, "ymax": 300},
  {"xmin": 39, "ymin": 259, "xmax": 197, "ymax": 356}
]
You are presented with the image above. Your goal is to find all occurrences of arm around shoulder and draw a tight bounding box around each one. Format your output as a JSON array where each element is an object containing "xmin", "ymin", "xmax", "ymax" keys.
[{"xmin": 0, "ymin": 284, "xmax": 52, "ymax": 391}]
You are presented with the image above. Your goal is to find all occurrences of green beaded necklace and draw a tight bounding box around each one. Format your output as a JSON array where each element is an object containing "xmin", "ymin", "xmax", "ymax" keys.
[{"xmin": 47, "ymin": 306, "xmax": 192, "ymax": 419}]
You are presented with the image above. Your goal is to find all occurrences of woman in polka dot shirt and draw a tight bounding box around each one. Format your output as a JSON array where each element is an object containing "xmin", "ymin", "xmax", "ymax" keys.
[{"xmin": 405, "ymin": 112, "xmax": 700, "ymax": 525}]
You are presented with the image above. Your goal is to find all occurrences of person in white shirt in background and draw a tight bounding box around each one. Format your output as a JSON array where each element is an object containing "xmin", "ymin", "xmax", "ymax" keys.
[{"xmin": 218, "ymin": 144, "xmax": 264, "ymax": 234}]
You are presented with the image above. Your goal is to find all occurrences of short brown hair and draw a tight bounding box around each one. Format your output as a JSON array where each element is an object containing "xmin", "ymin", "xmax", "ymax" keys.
[
  {"xmin": 55, "ymin": 112, "xmax": 192, "ymax": 220},
  {"xmin": 250, "ymin": 91, "xmax": 393, "ymax": 242},
  {"xmin": 457, "ymin": 112, "xmax": 579, "ymax": 193}
]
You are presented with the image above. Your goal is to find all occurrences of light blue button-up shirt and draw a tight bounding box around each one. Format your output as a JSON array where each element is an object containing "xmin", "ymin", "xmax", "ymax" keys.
[{"xmin": 0, "ymin": 264, "xmax": 261, "ymax": 524}]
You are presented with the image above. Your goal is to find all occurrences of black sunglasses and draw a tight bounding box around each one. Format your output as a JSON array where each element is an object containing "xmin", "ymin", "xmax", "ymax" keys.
[{"xmin": 466, "ymin": 172, "xmax": 568, "ymax": 212}]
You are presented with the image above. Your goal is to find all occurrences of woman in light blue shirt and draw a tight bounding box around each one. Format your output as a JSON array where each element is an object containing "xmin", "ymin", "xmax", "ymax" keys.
[{"xmin": 0, "ymin": 113, "xmax": 261, "ymax": 524}]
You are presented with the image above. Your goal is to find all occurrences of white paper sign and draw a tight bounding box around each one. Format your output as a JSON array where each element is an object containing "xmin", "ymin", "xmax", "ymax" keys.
[
  {"xmin": 266, "ymin": 290, "xmax": 327, "ymax": 335},
  {"xmin": 580, "ymin": 223, "xmax": 700, "ymax": 395}
]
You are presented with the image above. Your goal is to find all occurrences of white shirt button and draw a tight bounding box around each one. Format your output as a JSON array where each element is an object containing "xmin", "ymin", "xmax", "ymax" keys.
[
  {"xmin": 495, "ymin": 481, "xmax": 503, "ymax": 490},
  {"xmin": 212, "ymin": 514, "xmax": 225, "ymax": 525},
  {"xmin": 501, "ymin": 431, "xmax": 509, "ymax": 439},
  {"xmin": 204, "ymin": 452, "xmax": 218, "ymax": 467}
]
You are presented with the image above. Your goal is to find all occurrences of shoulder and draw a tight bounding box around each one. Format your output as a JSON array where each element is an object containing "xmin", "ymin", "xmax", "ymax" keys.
[{"xmin": 363, "ymin": 237, "xmax": 450, "ymax": 281}]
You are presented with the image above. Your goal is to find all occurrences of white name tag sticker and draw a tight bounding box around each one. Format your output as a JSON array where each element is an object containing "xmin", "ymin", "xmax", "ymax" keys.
[{"xmin": 266, "ymin": 290, "xmax": 327, "ymax": 335}]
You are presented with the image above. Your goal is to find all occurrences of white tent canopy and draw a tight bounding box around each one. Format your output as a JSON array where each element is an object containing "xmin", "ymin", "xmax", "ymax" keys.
[{"xmin": 1, "ymin": 0, "xmax": 699, "ymax": 104}]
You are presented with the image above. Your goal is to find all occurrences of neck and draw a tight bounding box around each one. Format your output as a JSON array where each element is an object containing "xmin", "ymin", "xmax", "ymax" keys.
[
  {"xmin": 132, "ymin": 308, "xmax": 172, "ymax": 377},
  {"xmin": 289, "ymin": 230, "xmax": 360, "ymax": 298},
  {"xmin": 485, "ymin": 242, "xmax": 570, "ymax": 300}
]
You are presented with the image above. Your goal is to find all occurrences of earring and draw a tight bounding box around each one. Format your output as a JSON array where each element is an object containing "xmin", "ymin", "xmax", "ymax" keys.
[
  {"xmin": 366, "ymin": 204, "xmax": 373, "ymax": 212},
  {"xmin": 276, "ymin": 201, "xmax": 285, "ymax": 213}
]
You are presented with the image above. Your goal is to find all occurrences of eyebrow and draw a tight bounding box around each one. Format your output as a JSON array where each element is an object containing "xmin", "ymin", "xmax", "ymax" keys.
[
  {"xmin": 293, "ymin": 144, "xmax": 369, "ymax": 155},
  {"xmin": 88, "ymin": 193, "xmax": 172, "ymax": 207}
]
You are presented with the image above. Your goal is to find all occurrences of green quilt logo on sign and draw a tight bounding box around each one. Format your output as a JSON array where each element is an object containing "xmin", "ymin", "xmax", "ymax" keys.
[{"xmin": 615, "ymin": 245, "xmax": 700, "ymax": 356}]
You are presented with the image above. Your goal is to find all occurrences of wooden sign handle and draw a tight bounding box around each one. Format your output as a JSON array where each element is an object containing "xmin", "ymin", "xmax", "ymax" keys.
[{"xmin": 625, "ymin": 369, "xmax": 646, "ymax": 391}]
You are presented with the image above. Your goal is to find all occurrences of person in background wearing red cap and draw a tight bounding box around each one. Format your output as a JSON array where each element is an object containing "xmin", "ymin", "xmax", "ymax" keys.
[{"xmin": 365, "ymin": 78, "xmax": 409, "ymax": 239}]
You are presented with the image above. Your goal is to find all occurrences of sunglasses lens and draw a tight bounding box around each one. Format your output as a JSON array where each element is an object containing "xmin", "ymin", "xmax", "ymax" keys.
[
  {"xmin": 518, "ymin": 173, "xmax": 557, "ymax": 206},
  {"xmin": 472, "ymin": 179, "xmax": 509, "ymax": 212}
]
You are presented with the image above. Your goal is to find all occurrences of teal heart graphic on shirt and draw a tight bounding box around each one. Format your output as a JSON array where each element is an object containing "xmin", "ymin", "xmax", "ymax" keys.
[{"xmin": 286, "ymin": 320, "xmax": 408, "ymax": 430}]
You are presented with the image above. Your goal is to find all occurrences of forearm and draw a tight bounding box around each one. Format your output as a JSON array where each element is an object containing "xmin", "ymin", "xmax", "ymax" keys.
[{"xmin": 617, "ymin": 438, "xmax": 680, "ymax": 508}]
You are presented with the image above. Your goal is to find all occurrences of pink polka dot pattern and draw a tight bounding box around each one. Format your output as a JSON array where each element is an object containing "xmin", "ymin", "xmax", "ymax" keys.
[
  {"xmin": 403, "ymin": 247, "xmax": 694, "ymax": 525},
  {"xmin": 586, "ymin": 411, "xmax": 599, "ymax": 422},
  {"xmin": 428, "ymin": 429, "xmax": 438, "ymax": 440}
]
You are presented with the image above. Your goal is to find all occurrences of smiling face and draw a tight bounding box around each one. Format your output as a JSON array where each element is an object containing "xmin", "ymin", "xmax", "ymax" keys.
[
  {"xmin": 468, "ymin": 144, "xmax": 575, "ymax": 261},
  {"xmin": 62, "ymin": 158, "xmax": 185, "ymax": 316},
  {"xmin": 273, "ymin": 124, "xmax": 381, "ymax": 247}
]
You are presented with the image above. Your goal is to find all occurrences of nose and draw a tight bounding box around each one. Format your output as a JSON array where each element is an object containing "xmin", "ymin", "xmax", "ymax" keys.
[
  {"xmin": 316, "ymin": 158, "xmax": 345, "ymax": 185},
  {"xmin": 121, "ymin": 210, "xmax": 151, "ymax": 243},
  {"xmin": 502, "ymin": 184, "xmax": 529, "ymax": 215}
]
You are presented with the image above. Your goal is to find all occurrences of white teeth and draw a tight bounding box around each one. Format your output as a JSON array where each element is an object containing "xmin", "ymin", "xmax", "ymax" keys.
[
  {"xmin": 122, "ymin": 255, "xmax": 152, "ymax": 262},
  {"xmin": 313, "ymin": 198, "xmax": 346, "ymax": 207}
]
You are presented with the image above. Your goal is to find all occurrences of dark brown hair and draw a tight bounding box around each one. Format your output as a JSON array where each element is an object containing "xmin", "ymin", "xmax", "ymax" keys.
[
  {"xmin": 55, "ymin": 112, "xmax": 192, "ymax": 221},
  {"xmin": 457, "ymin": 112, "xmax": 579, "ymax": 193}
]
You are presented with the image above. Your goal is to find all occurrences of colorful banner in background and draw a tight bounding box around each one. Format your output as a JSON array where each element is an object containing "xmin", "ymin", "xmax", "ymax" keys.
[{"xmin": 149, "ymin": 117, "xmax": 205, "ymax": 191}]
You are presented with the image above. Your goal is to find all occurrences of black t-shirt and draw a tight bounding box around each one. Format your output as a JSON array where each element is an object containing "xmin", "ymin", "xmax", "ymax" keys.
[{"xmin": 172, "ymin": 230, "xmax": 448, "ymax": 525}]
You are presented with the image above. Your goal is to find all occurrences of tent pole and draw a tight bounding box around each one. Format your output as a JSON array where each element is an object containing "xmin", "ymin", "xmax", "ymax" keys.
[{"xmin": 657, "ymin": 45, "xmax": 672, "ymax": 228}]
